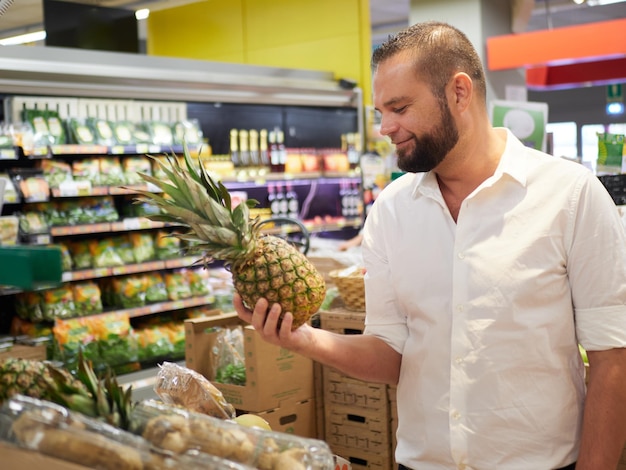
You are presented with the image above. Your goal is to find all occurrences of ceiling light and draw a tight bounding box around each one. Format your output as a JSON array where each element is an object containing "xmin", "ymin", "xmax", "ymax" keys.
[
  {"xmin": 0, "ymin": 30, "xmax": 46, "ymax": 46},
  {"xmin": 135, "ymin": 9, "xmax": 150, "ymax": 20},
  {"xmin": 573, "ymin": 0, "xmax": 586, "ymax": 4},
  {"xmin": 587, "ymin": 0, "xmax": 626, "ymax": 4}
]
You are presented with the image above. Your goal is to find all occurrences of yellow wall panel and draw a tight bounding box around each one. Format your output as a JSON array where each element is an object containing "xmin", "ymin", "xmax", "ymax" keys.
[
  {"xmin": 244, "ymin": 0, "xmax": 361, "ymax": 50},
  {"xmin": 146, "ymin": 0, "xmax": 372, "ymax": 102},
  {"xmin": 147, "ymin": 0, "xmax": 245, "ymax": 60},
  {"xmin": 248, "ymin": 35, "xmax": 361, "ymax": 83}
]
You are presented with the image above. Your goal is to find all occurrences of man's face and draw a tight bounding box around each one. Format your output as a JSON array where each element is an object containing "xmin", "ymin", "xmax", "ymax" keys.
[{"xmin": 373, "ymin": 54, "xmax": 459, "ymax": 173}]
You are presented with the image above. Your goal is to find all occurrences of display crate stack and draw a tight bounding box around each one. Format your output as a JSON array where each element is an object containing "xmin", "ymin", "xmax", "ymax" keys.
[{"xmin": 320, "ymin": 306, "xmax": 397, "ymax": 470}]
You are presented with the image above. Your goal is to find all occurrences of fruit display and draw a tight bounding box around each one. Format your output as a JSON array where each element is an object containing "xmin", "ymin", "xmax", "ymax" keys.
[
  {"xmin": 1, "ymin": 395, "xmax": 254, "ymax": 470},
  {"xmin": 130, "ymin": 400, "xmax": 333, "ymax": 470},
  {"xmin": 0, "ymin": 355, "xmax": 335, "ymax": 469},
  {"xmin": 134, "ymin": 144, "xmax": 326, "ymax": 330}
]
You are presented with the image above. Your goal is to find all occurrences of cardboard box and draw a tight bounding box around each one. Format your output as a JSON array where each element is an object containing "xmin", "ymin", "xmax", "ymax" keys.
[
  {"xmin": 330, "ymin": 445, "xmax": 393, "ymax": 470},
  {"xmin": 325, "ymin": 404, "xmax": 392, "ymax": 453},
  {"xmin": 388, "ymin": 385, "xmax": 398, "ymax": 470},
  {"xmin": 0, "ymin": 343, "xmax": 47, "ymax": 361},
  {"xmin": 320, "ymin": 308, "xmax": 366, "ymax": 335},
  {"xmin": 324, "ymin": 368, "xmax": 388, "ymax": 409},
  {"xmin": 185, "ymin": 311, "xmax": 314, "ymax": 412},
  {"xmin": 238, "ymin": 397, "xmax": 317, "ymax": 438},
  {"xmin": 1, "ymin": 441, "xmax": 89, "ymax": 470}
]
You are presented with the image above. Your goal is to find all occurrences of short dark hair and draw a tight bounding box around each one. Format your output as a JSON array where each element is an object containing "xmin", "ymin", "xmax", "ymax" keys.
[{"xmin": 371, "ymin": 21, "xmax": 487, "ymax": 102}]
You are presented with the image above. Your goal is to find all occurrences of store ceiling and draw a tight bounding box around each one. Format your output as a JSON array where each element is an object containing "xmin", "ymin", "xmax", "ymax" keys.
[{"xmin": 0, "ymin": 0, "xmax": 625, "ymax": 43}]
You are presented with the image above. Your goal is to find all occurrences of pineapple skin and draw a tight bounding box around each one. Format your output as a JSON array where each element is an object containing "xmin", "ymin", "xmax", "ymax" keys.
[
  {"xmin": 0, "ymin": 357, "xmax": 84, "ymax": 404},
  {"xmin": 231, "ymin": 235, "xmax": 325, "ymax": 329}
]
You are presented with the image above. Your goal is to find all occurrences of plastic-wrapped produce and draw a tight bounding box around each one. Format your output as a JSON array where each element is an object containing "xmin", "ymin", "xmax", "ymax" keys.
[
  {"xmin": 130, "ymin": 400, "xmax": 335, "ymax": 470},
  {"xmin": 0, "ymin": 395, "xmax": 255, "ymax": 470},
  {"xmin": 154, "ymin": 361, "xmax": 235, "ymax": 419}
]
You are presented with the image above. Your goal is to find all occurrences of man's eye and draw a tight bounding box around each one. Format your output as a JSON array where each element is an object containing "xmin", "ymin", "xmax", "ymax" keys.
[{"xmin": 393, "ymin": 106, "xmax": 407, "ymax": 113}]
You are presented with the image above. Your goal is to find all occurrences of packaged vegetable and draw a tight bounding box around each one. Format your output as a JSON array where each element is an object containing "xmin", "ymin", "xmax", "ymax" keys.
[
  {"xmin": 87, "ymin": 118, "xmax": 115, "ymax": 146},
  {"xmin": 41, "ymin": 285, "xmax": 76, "ymax": 321},
  {"xmin": 71, "ymin": 281, "xmax": 103, "ymax": 316},
  {"xmin": 67, "ymin": 240, "xmax": 92, "ymax": 269},
  {"xmin": 45, "ymin": 109, "xmax": 67, "ymax": 145},
  {"xmin": 89, "ymin": 312, "xmax": 138, "ymax": 367},
  {"xmin": 0, "ymin": 216, "xmax": 19, "ymax": 246},
  {"xmin": 110, "ymin": 275, "xmax": 148, "ymax": 308},
  {"xmin": 99, "ymin": 157, "xmax": 126, "ymax": 186},
  {"xmin": 164, "ymin": 270, "xmax": 192, "ymax": 300},
  {"xmin": 110, "ymin": 234, "xmax": 136, "ymax": 264},
  {"xmin": 144, "ymin": 272, "xmax": 168, "ymax": 303},
  {"xmin": 154, "ymin": 362, "xmax": 236, "ymax": 419},
  {"xmin": 212, "ymin": 326, "xmax": 246, "ymax": 386},
  {"xmin": 38, "ymin": 159, "xmax": 72, "ymax": 188},
  {"xmin": 0, "ymin": 395, "xmax": 254, "ymax": 470},
  {"xmin": 135, "ymin": 325, "xmax": 174, "ymax": 362},
  {"xmin": 67, "ymin": 118, "xmax": 96, "ymax": 145},
  {"xmin": 14, "ymin": 292, "xmax": 44, "ymax": 323},
  {"xmin": 89, "ymin": 238, "xmax": 124, "ymax": 268},
  {"xmin": 186, "ymin": 267, "xmax": 211, "ymax": 297},
  {"xmin": 72, "ymin": 158, "xmax": 101, "ymax": 184},
  {"xmin": 123, "ymin": 155, "xmax": 152, "ymax": 185},
  {"xmin": 129, "ymin": 399, "xmax": 334, "ymax": 470},
  {"xmin": 155, "ymin": 230, "xmax": 181, "ymax": 259},
  {"xmin": 129, "ymin": 232, "xmax": 155, "ymax": 263},
  {"xmin": 112, "ymin": 121, "xmax": 135, "ymax": 146}
]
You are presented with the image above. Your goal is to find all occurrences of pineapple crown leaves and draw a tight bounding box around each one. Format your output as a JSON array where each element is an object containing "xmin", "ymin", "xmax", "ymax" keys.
[{"xmin": 134, "ymin": 142, "xmax": 263, "ymax": 259}]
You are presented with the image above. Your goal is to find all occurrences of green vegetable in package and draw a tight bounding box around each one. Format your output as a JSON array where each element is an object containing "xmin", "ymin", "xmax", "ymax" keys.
[
  {"xmin": 129, "ymin": 232, "xmax": 155, "ymax": 263},
  {"xmin": 72, "ymin": 281, "xmax": 103, "ymax": 316},
  {"xmin": 597, "ymin": 132, "xmax": 625, "ymax": 168},
  {"xmin": 89, "ymin": 238, "xmax": 124, "ymax": 268},
  {"xmin": 165, "ymin": 271, "xmax": 192, "ymax": 301},
  {"xmin": 42, "ymin": 285, "xmax": 76, "ymax": 321}
]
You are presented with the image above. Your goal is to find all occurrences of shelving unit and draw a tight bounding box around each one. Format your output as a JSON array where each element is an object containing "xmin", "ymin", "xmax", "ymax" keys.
[{"xmin": 0, "ymin": 46, "xmax": 364, "ymax": 375}]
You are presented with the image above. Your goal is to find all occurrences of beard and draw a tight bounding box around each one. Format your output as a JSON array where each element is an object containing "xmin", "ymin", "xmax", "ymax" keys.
[{"xmin": 396, "ymin": 99, "xmax": 459, "ymax": 173}]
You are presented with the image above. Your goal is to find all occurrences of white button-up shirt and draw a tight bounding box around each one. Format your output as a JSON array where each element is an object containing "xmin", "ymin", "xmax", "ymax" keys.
[{"xmin": 362, "ymin": 129, "xmax": 626, "ymax": 469}]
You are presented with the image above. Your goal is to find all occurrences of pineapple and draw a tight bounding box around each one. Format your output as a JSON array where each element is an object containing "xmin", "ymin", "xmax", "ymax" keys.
[
  {"xmin": 133, "ymin": 144, "xmax": 326, "ymax": 329},
  {"xmin": 0, "ymin": 353, "xmax": 133, "ymax": 430},
  {"xmin": 0, "ymin": 357, "xmax": 84, "ymax": 404}
]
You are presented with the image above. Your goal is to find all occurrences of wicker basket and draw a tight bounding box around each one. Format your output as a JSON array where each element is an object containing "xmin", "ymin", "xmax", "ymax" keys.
[{"xmin": 329, "ymin": 267, "xmax": 366, "ymax": 311}]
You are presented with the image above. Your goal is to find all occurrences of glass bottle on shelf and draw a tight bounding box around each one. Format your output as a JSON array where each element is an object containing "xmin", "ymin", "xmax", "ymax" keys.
[
  {"xmin": 276, "ymin": 129, "xmax": 287, "ymax": 173},
  {"xmin": 229, "ymin": 129, "xmax": 240, "ymax": 167},
  {"xmin": 259, "ymin": 129, "xmax": 269, "ymax": 167},
  {"xmin": 267, "ymin": 182, "xmax": 279, "ymax": 216},
  {"xmin": 269, "ymin": 130, "xmax": 280, "ymax": 173},
  {"xmin": 285, "ymin": 181, "xmax": 299, "ymax": 219},
  {"xmin": 249, "ymin": 129, "xmax": 260, "ymax": 167},
  {"xmin": 238, "ymin": 129, "xmax": 250, "ymax": 167}
]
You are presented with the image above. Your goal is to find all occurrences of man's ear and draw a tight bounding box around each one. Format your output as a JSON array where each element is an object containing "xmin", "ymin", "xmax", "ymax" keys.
[{"xmin": 451, "ymin": 72, "xmax": 472, "ymax": 111}]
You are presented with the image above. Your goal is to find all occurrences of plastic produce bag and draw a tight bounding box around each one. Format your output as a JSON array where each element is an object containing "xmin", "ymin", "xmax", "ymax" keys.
[
  {"xmin": 129, "ymin": 399, "xmax": 335, "ymax": 470},
  {"xmin": 212, "ymin": 326, "xmax": 246, "ymax": 386},
  {"xmin": 0, "ymin": 395, "xmax": 254, "ymax": 470},
  {"xmin": 154, "ymin": 361, "xmax": 235, "ymax": 419}
]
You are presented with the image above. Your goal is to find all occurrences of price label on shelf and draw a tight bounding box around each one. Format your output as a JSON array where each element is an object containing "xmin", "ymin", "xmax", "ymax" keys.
[
  {"xmin": 122, "ymin": 217, "xmax": 153, "ymax": 231},
  {"xmin": 58, "ymin": 180, "xmax": 92, "ymax": 197}
]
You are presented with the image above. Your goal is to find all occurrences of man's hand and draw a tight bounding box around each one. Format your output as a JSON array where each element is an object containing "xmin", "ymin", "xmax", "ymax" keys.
[{"xmin": 233, "ymin": 293, "xmax": 313, "ymax": 353}]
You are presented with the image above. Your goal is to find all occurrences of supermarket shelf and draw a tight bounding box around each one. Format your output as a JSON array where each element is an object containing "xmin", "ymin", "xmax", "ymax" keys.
[
  {"xmin": 116, "ymin": 294, "xmax": 215, "ymax": 319},
  {"xmin": 61, "ymin": 256, "xmax": 199, "ymax": 283},
  {"xmin": 49, "ymin": 218, "xmax": 170, "ymax": 237}
]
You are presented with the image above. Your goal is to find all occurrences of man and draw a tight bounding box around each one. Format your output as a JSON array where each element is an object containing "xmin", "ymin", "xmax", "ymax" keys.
[{"xmin": 234, "ymin": 21, "xmax": 626, "ymax": 469}]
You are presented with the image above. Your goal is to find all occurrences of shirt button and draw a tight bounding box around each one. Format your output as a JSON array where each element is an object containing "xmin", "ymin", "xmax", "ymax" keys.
[
  {"xmin": 456, "ymin": 305, "xmax": 464, "ymax": 312},
  {"xmin": 455, "ymin": 357, "xmax": 464, "ymax": 364},
  {"xmin": 452, "ymin": 411, "xmax": 461, "ymax": 420},
  {"xmin": 458, "ymin": 464, "xmax": 466, "ymax": 470},
  {"xmin": 457, "ymin": 252, "xmax": 465, "ymax": 259}
]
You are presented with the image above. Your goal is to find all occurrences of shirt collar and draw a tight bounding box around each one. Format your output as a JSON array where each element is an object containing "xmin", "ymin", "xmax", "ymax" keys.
[{"xmin": 411, "ymin": 127, "xmax": 529, "ymax": 199}]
